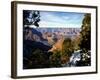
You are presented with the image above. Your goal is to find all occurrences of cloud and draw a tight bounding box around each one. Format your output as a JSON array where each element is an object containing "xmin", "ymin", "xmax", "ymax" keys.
[
  {"xmin": 40, "ymin": 11, "xmax": 84, "ymax": 28},
  {"xmin": 62, "ymin": 16, "xmax": 70, "ymax": 20},
  {"xmin": 40, "ymin": 12, "xmax": 66, "ymax": 23},
  {"xmin": 39, "ymin": 21, "xmax": 81, "ymax": 28}
]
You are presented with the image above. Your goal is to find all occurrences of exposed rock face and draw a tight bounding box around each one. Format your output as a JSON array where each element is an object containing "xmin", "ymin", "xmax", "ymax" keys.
[{"xmin": 49, "ymin": 38, "xmax": 64, "ymax": 52}]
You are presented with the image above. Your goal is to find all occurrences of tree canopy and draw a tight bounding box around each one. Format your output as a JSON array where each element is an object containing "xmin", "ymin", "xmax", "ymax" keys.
[
  {"xmin": 23, "ymin": 10, "xmax": 40, "ymax": 27},
  {"xmin": 79, "ymin": 13, "xmax": 91, "ymax": 52}
]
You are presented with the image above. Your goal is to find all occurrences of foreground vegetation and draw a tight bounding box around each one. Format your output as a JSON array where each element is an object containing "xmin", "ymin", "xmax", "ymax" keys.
[{"xmin": 23, "ymin": 13, "xmax": 91, "ymax": 69}]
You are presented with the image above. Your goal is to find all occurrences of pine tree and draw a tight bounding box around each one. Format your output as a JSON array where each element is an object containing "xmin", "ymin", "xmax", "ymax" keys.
[
  {"xmin": 61, "ymin": 38, "xmax": 74, "ymax": 64},
  {"xmin": 77, "ymin": 13, "xmax": 91, "ymax": 66},
  {"xmin": 23, "ymin": 10, "xmax": 40, "ymax": 27},
  {"xmin": 79, "ymin": 14, "xmax": 91, "ymax": 52}
]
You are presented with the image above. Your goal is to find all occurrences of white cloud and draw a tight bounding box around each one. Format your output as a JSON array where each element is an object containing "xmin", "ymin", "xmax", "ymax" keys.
[
  {"xmin": 39, "ymin": 21, "xmax": 81, "ymax": 28},
  {"xmin": 40, "ymin": 12, "xmax": 67, "ymax": 23},
  {"xmin": 39, "ymin": 11, "xmax": 83, "ymax": 28},
  {"xmin": 62, "ymin": 16, "xmax": 70, "ymax": 20}
]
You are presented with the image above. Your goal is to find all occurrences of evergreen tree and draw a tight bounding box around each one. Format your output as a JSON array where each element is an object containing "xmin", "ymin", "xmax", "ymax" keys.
[
  {"xmin": 50, "ymin": 50, "xmax": 62, "ymax": 67},
  {"xmin": 77, "ymin": 13, "xmax": 91, "ymax": 66},
  {"xmin": 23, "ymin": 10, "xmax": 40, "ymax": 27},
  {"xmin": 61, "ymin": 38, "xmax": 74, "ymax": 64},
  {"xmin": 79, "ymin": 14, "xmax": 91, "ymax": 52},
  {"xmin": 62, "ymin": 38, "xmax": 74, "ymax": 57}
]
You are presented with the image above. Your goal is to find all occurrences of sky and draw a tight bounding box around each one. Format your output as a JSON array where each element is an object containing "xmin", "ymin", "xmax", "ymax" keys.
[{"xmin": 39, "ymin": 11, "xmax": 85, "ymax": 28}]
